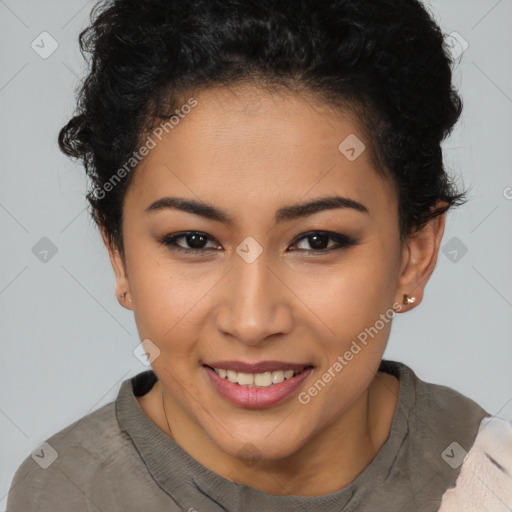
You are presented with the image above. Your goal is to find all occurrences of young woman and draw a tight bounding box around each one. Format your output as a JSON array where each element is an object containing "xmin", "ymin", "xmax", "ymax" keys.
[{"xmin": 7, "ymin": 0, "xmax": 512, "ymax": 510}]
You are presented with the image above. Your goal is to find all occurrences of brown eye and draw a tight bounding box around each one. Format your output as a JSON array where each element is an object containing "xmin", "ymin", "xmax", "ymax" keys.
[
  {"xmin": 158, "ymin": 232, "xmax": 220, "ymax": 253},
  {"xmin": 289, "ymin": 231, "xmax": 357, "ymax": 253}
]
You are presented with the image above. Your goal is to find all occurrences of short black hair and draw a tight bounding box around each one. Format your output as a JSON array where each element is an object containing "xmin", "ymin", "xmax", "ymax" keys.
[{"xmin": 58, "ymin": 0, "xmax": 467, "ymax": 255}]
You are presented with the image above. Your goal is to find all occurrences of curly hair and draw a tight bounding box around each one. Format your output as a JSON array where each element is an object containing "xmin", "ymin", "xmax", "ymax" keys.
[{"xmin": 58, "ymin": 0, "xmax": 467, "ymax": 255}]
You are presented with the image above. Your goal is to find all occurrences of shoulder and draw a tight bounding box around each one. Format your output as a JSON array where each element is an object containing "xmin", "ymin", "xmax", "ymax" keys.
[
  {"xmin": 383, "ymin": 360, "xmax": 489, "ymax": 428},
  {"xmin": 385, "ymin": 361, "xmax": 492, "ymax": 495},
  {"xmin": 6, "ymin": 399, "xmax": 134, "ymax": 511},
  {"xmin": 415, "ymin": 372, "xmax": 487, "ymax": 418},
  {"xmin": 412, "ymin": 366, "xmax": 490, "ymax": 451},
  {"xmin": 439, "ymin": 416, "xmax": 512, "ymax": 511},
  {"xmin": 398, "ymin": 362, "xmax": 490, "ymax": 430}
]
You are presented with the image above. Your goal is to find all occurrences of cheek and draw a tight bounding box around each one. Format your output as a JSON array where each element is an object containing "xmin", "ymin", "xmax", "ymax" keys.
[
  {"xmin": 128, "ymin": 260, "xmax": 224, "ymax": 372},
  {"xmin": 124, "ymin": 232, "xmax": 203, "ymax": 334},
  {"xmin": 291, "ymin": 248, "xmax": 399, "ymax": 343},
  {"xmin": 131, "ymin": 275, "xmax": 204, "ymax": 352}
]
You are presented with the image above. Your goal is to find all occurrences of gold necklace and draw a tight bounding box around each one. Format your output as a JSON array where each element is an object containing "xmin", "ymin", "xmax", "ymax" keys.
[{"xmin": 161, "ymin": 387, "xmax": 174, "ymax": 438}]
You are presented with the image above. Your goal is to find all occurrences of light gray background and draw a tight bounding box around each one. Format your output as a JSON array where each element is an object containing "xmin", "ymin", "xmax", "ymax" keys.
[{"xmin": 0, "ymin": 0, "xmax": 511, "ymax": 508}]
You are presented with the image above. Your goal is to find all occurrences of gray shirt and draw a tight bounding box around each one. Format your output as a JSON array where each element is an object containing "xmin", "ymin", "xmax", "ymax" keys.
[{"xmin": 7, "ymin": 360, "xmax": 489, "ymax": 511}]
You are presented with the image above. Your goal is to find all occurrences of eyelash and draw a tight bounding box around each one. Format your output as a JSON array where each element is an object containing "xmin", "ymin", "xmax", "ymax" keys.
[{"xmin": 157, "ymin": 231, "xmax": 357, "ymax": 255}]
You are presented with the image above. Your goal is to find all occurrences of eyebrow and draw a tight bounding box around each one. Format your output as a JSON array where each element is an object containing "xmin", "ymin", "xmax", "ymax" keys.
[{"xmin": 144, "ymin": 195, "xmax": 369, "ymax": 224}]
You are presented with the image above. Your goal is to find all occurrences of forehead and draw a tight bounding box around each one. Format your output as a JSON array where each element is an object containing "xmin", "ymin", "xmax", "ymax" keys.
[{"xmin": 125, "ymin": 84, "xmax": 397, "ymax": 224}]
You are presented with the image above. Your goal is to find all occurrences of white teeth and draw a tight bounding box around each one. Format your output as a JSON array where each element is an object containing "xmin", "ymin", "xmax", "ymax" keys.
[
  {"xmin": 237, "ymin": 372, "xmax": 254, "ymax": 386},
  {"xmin": 226, "ymin": 370, "xmax": 238, "ymax": 383},
  {"xmin": 271, "ymin": 370, "xmax": 285, "ymax": 384},
  {"xmin": 212, "ymin": 367, "xmax": 306, "ymax": 387},
  {"xmin": 254, "ymin": 372, "xmax": 272, "ymax": 387}
]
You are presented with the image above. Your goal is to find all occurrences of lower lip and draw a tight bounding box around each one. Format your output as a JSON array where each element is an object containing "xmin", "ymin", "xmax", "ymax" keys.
[{"xmin": 203, "ymin": 366, "xmax": 314, "ymax": 408}]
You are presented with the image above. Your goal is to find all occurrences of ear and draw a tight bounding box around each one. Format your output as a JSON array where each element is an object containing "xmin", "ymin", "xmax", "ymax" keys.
[
  {"xmin": 394, "ymin": 205, "xmax": 447, "ymax": 312},
  {"xmin": 100, "ymin": 227, "xmax": 133, "ymax": 310}
]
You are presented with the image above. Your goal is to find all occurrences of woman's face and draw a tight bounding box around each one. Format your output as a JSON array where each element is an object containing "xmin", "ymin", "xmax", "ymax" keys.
[{"xmin": 108, "ymin": 83, "xmax": 419, "ymax": 461}]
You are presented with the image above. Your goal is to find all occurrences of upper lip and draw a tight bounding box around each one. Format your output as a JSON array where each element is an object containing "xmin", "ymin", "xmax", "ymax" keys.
[{"xmin": 204, "ymin": 361, "xmax": 314, "ymax": 373}]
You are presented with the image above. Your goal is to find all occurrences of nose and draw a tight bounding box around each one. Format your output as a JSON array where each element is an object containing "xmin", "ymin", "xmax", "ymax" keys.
[{"xmin": 214, "ymin": 247, "xmax": 293, "ymax": 347}]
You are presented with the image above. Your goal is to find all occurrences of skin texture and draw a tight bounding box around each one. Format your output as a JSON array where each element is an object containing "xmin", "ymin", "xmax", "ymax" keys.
[{"xmin": 102, "ymin": 83, "xmax": 446, "ymax": 496}]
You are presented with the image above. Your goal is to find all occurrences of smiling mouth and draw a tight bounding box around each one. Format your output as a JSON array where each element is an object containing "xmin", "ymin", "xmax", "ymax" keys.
[{"xmin": 203, "ymin": 365, "xmax": 314, "ymax": 388}]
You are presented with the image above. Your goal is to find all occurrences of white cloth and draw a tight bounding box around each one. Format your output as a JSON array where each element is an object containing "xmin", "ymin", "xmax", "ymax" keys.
[{"xmin": 438, "ymin": 417, "xmax": 512, "ymax": 511}]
